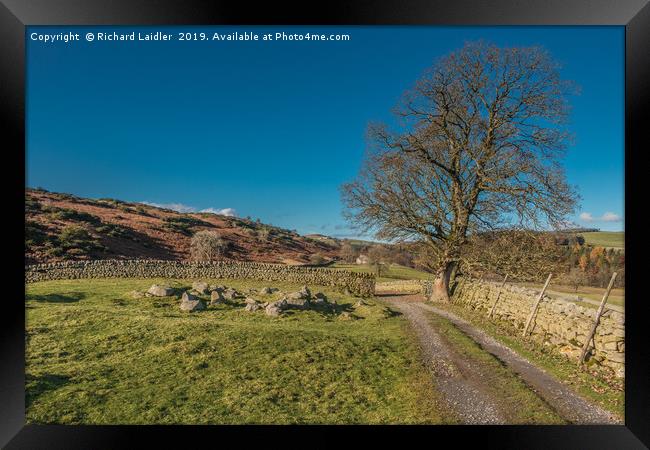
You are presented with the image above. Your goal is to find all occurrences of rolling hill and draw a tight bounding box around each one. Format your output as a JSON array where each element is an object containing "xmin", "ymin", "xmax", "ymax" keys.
[
  {"xmin": 25, "ymin": 189, "xmax": 340, "ymax": 265},
  {"xmin": 580, "ymin": 231, "xmax": 624, "ymax": 249}
]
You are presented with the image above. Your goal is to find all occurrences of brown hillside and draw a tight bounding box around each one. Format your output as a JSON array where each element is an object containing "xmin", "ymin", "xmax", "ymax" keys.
[{"xmin": 25, "ymin": 189, "xmax": 339, "ymax": 265}]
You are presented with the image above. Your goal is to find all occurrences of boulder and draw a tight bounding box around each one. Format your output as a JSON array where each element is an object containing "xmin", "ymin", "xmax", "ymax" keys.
[
  {"xmin": 222, "ymin": 288, "xmax": 241, "ymax": 300},
  {"xmin": 287, "ymin": 286, "xmax": 311, "ymax": 300},
  {"xmin": 338, "ymin": 311, "xmax": 358, "ymax": 321},
  {"xmin": 265, "ymin": 305, "xmax": 282, "ymax": 317},
  {"xmin": 192, "ymin": 281, "xmax": 210, "ymax": 295},
  {"xmin": 245, "ymin": 303, "xmax": 261, "ymax": 312},
  {"xmin": 147, "ymin": 284, "xmax": 175, "ymax": 297},
  {"xmin": 285, "ymin": 297, "xmax": 310, "ymax": 309},
  {"xmin": 210, "ymin": 290, "xmax": 224, "ymax": 304},
  {"xmin": 180, "ymin": 291, "xmax": 206, "ymax": 312},
  {"xmin": 311, "ymin": 292, "xmax": 328, "ymax": 306},
  {"xmin": 265, "ymin": 298, "xmax": 288, "ymax": 316},
  {"xmin": 260, "ymin": 287, "xmax": 274, "ymax": 295},
  {"xmin": 299, "ymin": 285, "xmax": 311, "ymax": 299},
  {"xmin": 244, "ymin": 297, "xmax": 258, "ymax": 305}
]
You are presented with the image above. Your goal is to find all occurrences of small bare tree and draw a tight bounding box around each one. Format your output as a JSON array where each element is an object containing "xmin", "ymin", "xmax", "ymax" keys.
[
  {"xmin": 190, "ymin": 230, "xmax": 225, "ymax": 261},
  {"xmin": 338, "ymin": 242, "xmax": 358, "ymax": 263},
  {"xmin": 562, "ymin": 267, "xmax": 588, "ymax": 293},
  {"xmin": 367, "ymin": 245, "xmax": 389, "ymax": 277},
  {"xmin": 459, "ymin": 229, "xmax": 566, "ymax": 281},
  {"xmin": 342, "ymin": 41, "xmax": 579, "ymax": 302}
]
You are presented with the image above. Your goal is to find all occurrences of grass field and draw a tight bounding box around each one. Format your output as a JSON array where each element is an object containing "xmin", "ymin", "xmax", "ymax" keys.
[
  {"xmin": 25, "ymin": 278, "xmax": 448, "ymax": 425},
  {"xmin": 332, "ymin": 263, "xmax": 433, "ymax": 283},
  {"xmin": 515, "ymin": 282, "xmax": 625, "ymax": 309},
  {"xmin": 581, "ymin": 231, "xmax": 624, "ymax": 249}
]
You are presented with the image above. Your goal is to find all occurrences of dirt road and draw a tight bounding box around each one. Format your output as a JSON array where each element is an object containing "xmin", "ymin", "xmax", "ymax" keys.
[{"xmin": 382, "ymin": 294, "xmax": 620, "ymax": 425}]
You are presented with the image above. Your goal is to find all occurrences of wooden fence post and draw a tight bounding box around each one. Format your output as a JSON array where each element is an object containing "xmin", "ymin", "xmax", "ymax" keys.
[
  {"xmin": 487, "ymin": 274, "xmax": 508, "ymax": 319},
  {"xmin": 522, "ymin": 273, "xmax": 553, "ymax": 337},
  {"xmin": 578, "ymin": 272, "xmax": 618, "ymax": 365}
]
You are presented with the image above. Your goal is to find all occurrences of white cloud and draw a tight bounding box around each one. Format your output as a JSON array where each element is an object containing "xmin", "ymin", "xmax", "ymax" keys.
[
  {"xmin": 200, "ymin": 207, "xmax": 237, "ymax": 217},
  {"xmin": 139, "ymin": 201, "xmax": 196, "ymax": 213},
  {"xmin": 140, "ymin": 201, "xmax": 237, "ymax": 217},
  {"xmin": 579, "ymin": 212, "xmax": 594, "ymax": 222},
  {"xmin": 601, "ymin": 212, "xmax": 622, "ymax": 222},
  {"xmin": 579, "ymin": 211, "xmax": 622, "ymax": 223}
]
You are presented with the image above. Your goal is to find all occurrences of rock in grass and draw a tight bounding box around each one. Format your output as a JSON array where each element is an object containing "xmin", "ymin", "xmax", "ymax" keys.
[
  {"xmin": 130, "ymin": 290, "xmax": 145, "ymax": 299},
  {"xmin": 244, "ymin": 297, "xmax": 258, "ymax": 305},
  {"xmin": 260, "ymin": 287, "xmax": 273, "ymax": 295},
  {"xmin": 338, "ymin": 311, "xmax": 358, "ymax": 321},
  {"xmin": 210, "ymin": 290, "xmax": 224, "ymax": 304},
  {"xmin": 299, "ymin": 285, "xmax": 311, "ymax": 299},
  {"xmin": 287, "ymin": 285, "xmax": 311, "ymax": 300},
  {"xmin": 147, "ymin": 284, "xmax": 175, "ymax": 297},
  {"xmin": 265, "ymin": 305, "xmax": 282, "ymax": 317},
  {"xmin": 222, "ymin": 288, "xmax": 241, "ymax": 300},
  {"xmin": 265, "ymin": 298, "xmax": 288, "ymax": 317},
  {"xmin": 311, "ymin": 292, "xmax": 328, "ymax": 305},
  {"xmin": 285, "ymin": 297, "xmax": 310, "ymax": 310},
  {"xmin": 192, "ymin": 281, "xmax": 210, "ymax": 295},
  {"xmin": 180, "ymin": 291, "xmax": 205, "ymax": 312},
  {"xmin": 245, "ymin": 303, "xmax": 261, "ymax": 312}
]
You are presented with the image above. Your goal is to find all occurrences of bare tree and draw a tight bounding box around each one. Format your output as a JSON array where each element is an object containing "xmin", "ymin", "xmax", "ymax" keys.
[
  {"xmin": 338, "ymin": 242, "xmax": 358, "ymax": 263},
  {"xmin": 367, "ymin": 245, "xmax": 388, "ymax": 277},
  {"xmin": 190, "ymin": 230, "xmax": 226, "ymax": 261},
  {"xmin": 459, "ymin": 229, "xmax": 566, "ymax": 281},
  {"xmin": 342, "ymin": 41, "xmax": 579, "ymax": 302}
]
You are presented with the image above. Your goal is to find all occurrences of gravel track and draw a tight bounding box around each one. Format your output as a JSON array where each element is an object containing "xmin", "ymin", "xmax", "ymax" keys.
[
  {"xmin": 382, "ymin": 293, "xmax": 621, "ymax": 425},
  {"xmin": 385, "ymin": 296, "xmax": 507, "ymax": 424}
]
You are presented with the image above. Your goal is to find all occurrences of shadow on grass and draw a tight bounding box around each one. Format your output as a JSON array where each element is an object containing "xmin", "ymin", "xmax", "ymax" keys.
[
  {"xmin": 26, "ymin": 292, "xmax": 86, "ymax": 303},
  {"xmin": 26, "ymin": 373, "xmax": 71, "ymax": 408}
]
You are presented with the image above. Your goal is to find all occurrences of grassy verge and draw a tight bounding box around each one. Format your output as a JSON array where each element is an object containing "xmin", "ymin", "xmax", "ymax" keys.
[
  {"xmin": 26, "ymin": 278, "xmax": 446, "ymax": 424},
  {"xmin": 426, "ymin": 313, "xmax": 565, "ymax": 424},
  {"xmin": 332, "ymin": 263, "xmax": 433, "ymax": 283},
  {"xmin": 433, "ymin": 303, "xmax": 624, "ymax": 419}
]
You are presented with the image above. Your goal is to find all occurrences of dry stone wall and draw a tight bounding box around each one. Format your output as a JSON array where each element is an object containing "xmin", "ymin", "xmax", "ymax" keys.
[
  {"xmin": 445, "ymin": 278, "xmax": 625, "ymax": 377},
  {"xmin": 25, "ymin": 260, "xmax": 376, "ymax": 297}
]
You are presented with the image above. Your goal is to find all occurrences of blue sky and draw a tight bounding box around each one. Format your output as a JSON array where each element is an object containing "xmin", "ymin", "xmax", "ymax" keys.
[{"xmin": 26, "ymin": 26, "xmax": 624, "ymax": 237}]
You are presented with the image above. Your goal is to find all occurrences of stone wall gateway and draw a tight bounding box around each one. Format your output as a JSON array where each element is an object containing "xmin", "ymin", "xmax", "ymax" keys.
[
  {"xmin": 25, "ymin": 259, "xmax": 376, "ymax": 297},
  {"xmin": 375, "ymin": 279, "xmax": 425, "ymax": 294},
  {"xmin": 422, "ymin": 278, "xmax": 624, "ymax": 378}
]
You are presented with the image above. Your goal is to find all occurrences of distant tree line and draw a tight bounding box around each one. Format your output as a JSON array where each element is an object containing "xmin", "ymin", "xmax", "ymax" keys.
[{"xmin": 337, "ymin": 230, "xmax": 624, "ymax": 289}]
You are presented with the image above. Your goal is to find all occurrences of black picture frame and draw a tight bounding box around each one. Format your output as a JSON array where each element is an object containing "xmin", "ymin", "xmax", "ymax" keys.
[{"xmin": 2, "ymin": 1, "xmax": 648, "ymax": 448}]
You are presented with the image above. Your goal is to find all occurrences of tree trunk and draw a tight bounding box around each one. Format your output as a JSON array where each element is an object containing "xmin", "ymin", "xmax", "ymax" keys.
[{"xmin": 428, "ymin": 261, "xmax": 455, "ymax": 303}]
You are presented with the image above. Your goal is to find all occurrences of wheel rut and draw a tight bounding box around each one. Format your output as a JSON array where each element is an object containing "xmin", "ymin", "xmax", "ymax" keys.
[
  {"xmin": 383, "ymin": 294, "xmax": 620, "ymax": 424},
  {"xmin": 386, "ymin": 296, "xmax": 507, "ymax": 424}
]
